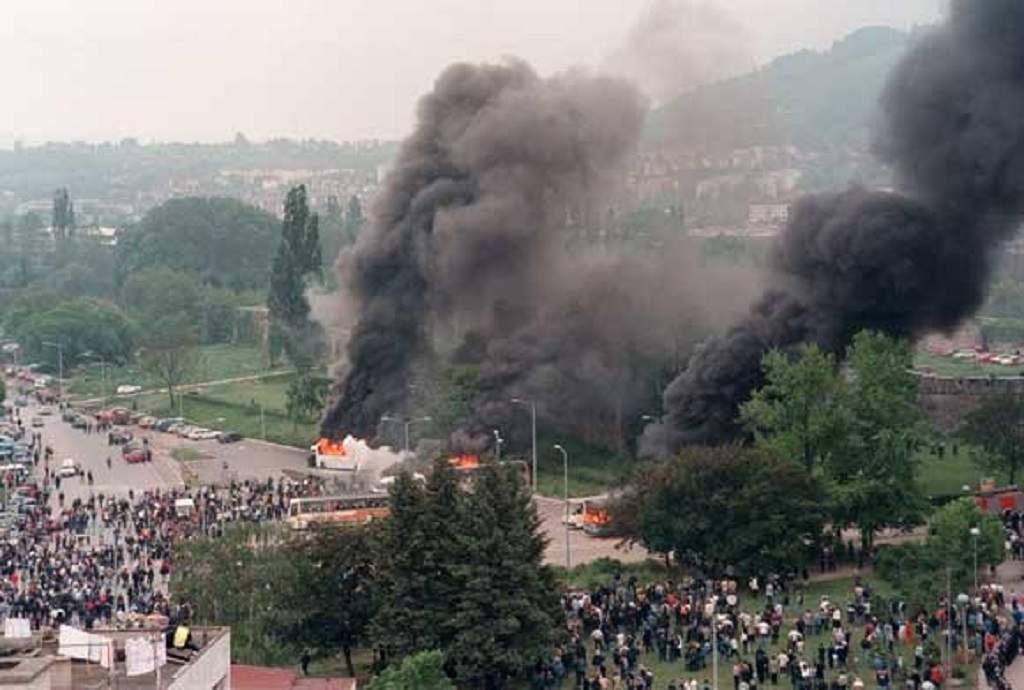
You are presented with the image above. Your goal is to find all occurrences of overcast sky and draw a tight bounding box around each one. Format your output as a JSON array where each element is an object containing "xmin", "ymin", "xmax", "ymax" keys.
[{"xmin": 0, "ymin": 0, "xmax": 946, "ymax": 145}]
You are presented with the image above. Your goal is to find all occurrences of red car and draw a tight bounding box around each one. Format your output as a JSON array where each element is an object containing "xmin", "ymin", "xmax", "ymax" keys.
[{"xmin": 125, "ymin": 449, "xmax": 149, "ymax": 464}]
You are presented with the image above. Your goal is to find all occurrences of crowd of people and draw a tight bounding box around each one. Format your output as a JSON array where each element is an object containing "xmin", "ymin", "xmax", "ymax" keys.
[
  {"xmin": 529, "ymin": 572, "xmax": 1024, "ymax": 690},
  {"xmin": 0, "ymin": 400, "xmax": 327, "ymax": 636}
]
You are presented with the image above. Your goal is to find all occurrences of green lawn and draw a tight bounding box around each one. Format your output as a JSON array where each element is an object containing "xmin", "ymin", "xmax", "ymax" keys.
[
  {"xmin": 914, "ymin": 350, "xmax": 1024, "ymax": 377},
  {"xmin": 304, "ymin": 571, "xmax": 976, "ymax": 690},
  {"xmin": 68, "ymin": 344, "xmax": 273, "ymax": 398},
  {"xmin": 916, "ymin": 441, "xmax": 999, "ymax": 498},
  {"xmin": 533, "ymin": 432, "xmax": 634, "ymax": 498}
]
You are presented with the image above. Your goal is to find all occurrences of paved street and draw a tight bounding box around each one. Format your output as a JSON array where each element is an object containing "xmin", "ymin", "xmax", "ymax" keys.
[
  {"xmin": 534, "ymin": 495, "xmax": 648, "ymax": 568},
  {"xmin": 23, "ymin": 400, "xmax": 647, "ymax": 568},
  {"xmin": 25, "ymin": 402, "xmax": 183, "ymax": 508}
]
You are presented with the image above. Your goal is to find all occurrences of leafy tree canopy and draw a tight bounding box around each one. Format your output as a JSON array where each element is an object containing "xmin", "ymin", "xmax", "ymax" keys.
[
  {"xmin": 613, "ymin": 445, "xmax": 826, "ymax": 578},
  {"xmin": 116, "ymin": 197, "xmax": 280, "ymax": 292}
]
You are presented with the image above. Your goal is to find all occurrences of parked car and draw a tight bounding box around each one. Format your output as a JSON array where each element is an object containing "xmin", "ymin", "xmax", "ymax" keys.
[
  {"xmin": 108, "ymin": 408, "xmax": 132, "ymax": 425},
  {"xmin": 38, "ymin": 407, "xmax": 53, "ymax": 416},
  {"xmin": 124, "ymin": 448, "xmax": 149, "ymax": 464},
  {"xmin": 218, "ymin": 431, "xmax": 243, "ymax": 444},
  {"xmin": 174, "ymin": 425, "xmax": 195, "ymax": 438},
  {"xmin": 61, "ymin": 410, "xmax": 76, "ymax": 423},
  {"xmin": 186, "ymin": 423, "xmax": 209, "ymax": 440},
  {"xmin": 116, "ymin": 384, "xmax": 142, "ymax": 395},
  {"xmin": 155, "ymin": 418, "xmax": 185, "ymax": 432},
  {"xmin": 30, "ymin": 417, "xmax": 43, "ymax": 428},
  {"xmin": 167, "ymin": 423, "xmax": 187, "ymax": 436},
  {"xmin": 109, "ymin": 429, "xmax": 133, "ymax": 445},
  {"xmin": 13, "ymin": 397, "xmax": 27, "ymax": 407},
  {"xmin": 70, "ymin": 416, "xmax": 88, "ymax": 430}
]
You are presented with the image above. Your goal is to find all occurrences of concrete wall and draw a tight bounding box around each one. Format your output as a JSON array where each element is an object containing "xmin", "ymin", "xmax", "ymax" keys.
[
  {"xmin": 916, "ymin": 374, "xmax": 1024, "ymax": 432},
  {"xmin": 169, "ymin": 629, "xmax": 231, "ymax": 690}
]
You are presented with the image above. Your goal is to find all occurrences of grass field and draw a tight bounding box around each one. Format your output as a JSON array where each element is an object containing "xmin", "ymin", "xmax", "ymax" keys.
[
  {"xmin": 68, "ymin": 344, "xmax": 273, "ymax": 398},
  {"xmin": 914, "ymin": 350, "xmax": 1024, "ymax": 377},
  {"xmin": 301, "ymin": 568, "xmax": 977, "ymax": 690}
]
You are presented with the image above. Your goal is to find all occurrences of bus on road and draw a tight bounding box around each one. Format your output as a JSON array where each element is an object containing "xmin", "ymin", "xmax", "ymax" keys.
[{"xmin": 286, "ymin": 494, "xmax": 390, "ymax": 530}]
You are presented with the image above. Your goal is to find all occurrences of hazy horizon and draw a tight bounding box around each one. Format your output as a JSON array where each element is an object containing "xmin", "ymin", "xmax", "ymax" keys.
[{"xmin": 0, "ymin": 0, "xmax": 945, "ymax": 146}]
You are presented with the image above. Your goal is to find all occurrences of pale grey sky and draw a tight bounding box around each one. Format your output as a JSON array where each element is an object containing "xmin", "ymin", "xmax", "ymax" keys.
[{"xmin": 0, "ymin": 0, "xmax": 946, "ymax": 145}]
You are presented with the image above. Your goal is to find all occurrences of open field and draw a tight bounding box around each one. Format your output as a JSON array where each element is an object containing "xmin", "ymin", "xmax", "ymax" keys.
[{"xmin": 68, "ymin": 344, "xmax": 273, "ymax": 398}]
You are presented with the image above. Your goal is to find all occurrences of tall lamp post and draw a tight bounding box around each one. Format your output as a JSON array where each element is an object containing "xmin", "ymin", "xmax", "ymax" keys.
[
  {"xmin": 381, "ymin": 415, "xmax": 432, "ymax": 452},
  {"xmin": 512, "ymin": 398, "xmax": 538, "ymax": 493},
  {"xmin": 42, "ymin": 341, "xmax": 64, "ymax": 401},
  {"xmin": 493, "ymin": 430, "xmax": 503, "ymax": 462},
  {"xmin": 957, "ymin": 592, "xmax": 969, "ymax": 656},
  {"xmin": 970, "ymin": 526, "xmax": 981, "ymax": 591},
  {"xmin": 554, "ymin": 444, "xmax": 569, "ymax": 569}
]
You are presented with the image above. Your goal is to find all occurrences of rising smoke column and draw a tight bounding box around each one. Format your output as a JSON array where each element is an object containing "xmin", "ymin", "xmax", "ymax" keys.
[
  {"xmin": 321, "ymin": 60, "xmax": 646, "ymax": 438},
  {"xmin": 645, "ymin": 0, "xmax": 1024, "ymax": 452}
]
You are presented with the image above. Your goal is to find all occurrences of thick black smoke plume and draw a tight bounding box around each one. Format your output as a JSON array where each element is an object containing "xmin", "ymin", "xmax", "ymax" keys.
[
  {"xmin": 321, "ymin": 60, "xmax": 650, "ymax": 439},
  {"xmin": 644, "ymin": 0, "xmax": 1024, "ymax": 452}
]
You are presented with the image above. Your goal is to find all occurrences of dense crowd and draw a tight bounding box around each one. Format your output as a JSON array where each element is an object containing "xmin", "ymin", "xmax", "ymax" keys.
[
  {"xmin": 527, "ymin": 572, "xmax": 1024, "ymax": 690},
  {"xmin": 0, "ymin": 403, "xmax": 326, "ymax": 634}
]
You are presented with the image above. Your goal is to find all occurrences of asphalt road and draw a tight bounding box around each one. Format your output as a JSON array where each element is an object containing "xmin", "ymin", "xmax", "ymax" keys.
[
  {"xmin": 22, "ymin": 400, "xmax": 646, "ymax": 567},
  {"xmin": 24, "ymin": 401, "xmax": 183, "ymax": 507}
]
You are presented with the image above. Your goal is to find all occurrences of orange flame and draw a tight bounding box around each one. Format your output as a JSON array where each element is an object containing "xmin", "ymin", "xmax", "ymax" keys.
[
  {"xmin": 448, "ymin": 454, "xmax": 480, "ymax": 470},
  {"xmin": 315, "ymin": 438, "xmax": 347, "ymax": 456}
]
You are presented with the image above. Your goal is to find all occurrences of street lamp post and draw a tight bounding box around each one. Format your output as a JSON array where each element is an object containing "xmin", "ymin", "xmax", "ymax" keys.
[
  {"xmin": 957, "ymin": 593, "xmax": 969, "ymax": 656},
  {"xmin": 970, "ymin": 526, "xmax": 981, "ymax": 591},
  {"xmin": 381, "ymin": 415, "xmax": 432, "ymax": 452},
  {"xmin": 42, "ymin": 341, "xmax": 64, "ymax": 401},
  {"xmin": 512, "ymin": 398, "xmax": 538, "ymax": 493},
  {"xmin": 554, "ymin": 444, "xmax": 569, "ymax": 569},
  {"xmin": 493, "ymin": 430, "xmax": 503, "ymax": 462}
]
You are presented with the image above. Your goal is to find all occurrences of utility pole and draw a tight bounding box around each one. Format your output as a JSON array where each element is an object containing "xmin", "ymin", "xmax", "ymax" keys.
[
  {"xmin": 493, "ymin": 430, "xmax": 503, "ymax": 462},
  {"xmin": 512, "ymin": 398, "xmax": 538, "ymax": 492}
]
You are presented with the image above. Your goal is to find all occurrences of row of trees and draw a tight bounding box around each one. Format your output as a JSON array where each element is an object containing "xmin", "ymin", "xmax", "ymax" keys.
[
  {"xmin": 172, "ymin": 461, "xmax": 560, "ymax": 689},
  {"xmin": 613, "ymin": 330, "xmax": 982, "ymax": 580}
]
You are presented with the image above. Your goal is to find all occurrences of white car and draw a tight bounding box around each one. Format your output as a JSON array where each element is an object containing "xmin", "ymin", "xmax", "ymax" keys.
[
  {"xmin": 186, "ymin": 427, "xmax": 212, "ymax": 440},
  {"xmin": 193, "ymin": 429, "xmax": 221, "ymax": 441},
  {"xmin": 116, "ymin": 384, "xmax": 143, "ymax": 395},
  {"xmin": 58, "ymin": 458, "xmax": 80, "ymax": 478}
]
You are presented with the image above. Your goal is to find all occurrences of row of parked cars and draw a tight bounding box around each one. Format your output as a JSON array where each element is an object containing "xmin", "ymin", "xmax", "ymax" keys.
[{"xmin": 126, "ymin": 415, "xmax": 242, "ymax": 444}]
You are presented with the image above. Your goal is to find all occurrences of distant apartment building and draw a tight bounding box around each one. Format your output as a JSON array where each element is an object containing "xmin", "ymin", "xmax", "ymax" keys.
[{"xmin": 748, "ymin": 202, "xmax": 791, "ymax": 226}]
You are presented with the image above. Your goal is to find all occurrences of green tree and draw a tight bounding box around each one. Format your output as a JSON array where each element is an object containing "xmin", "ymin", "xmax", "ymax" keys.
[
  {"xmin": 52, "ymin": 187, "xmax": 75, "ymax": 241},
  {"xmin": 829, "ymin": 331, "xmax": 928, "ymax": 550},
  {"xmin": 374, "ymin": 463, "xmax": 461, "ymax": 660},
  {"xmin": 447, "ymin": 463, "xmax": 563, "ymax": 690},
  {"xmin": 121, "ymin": 266, "xmax": 200, "ymax": 320},
  {"xmin": 875, "ymin": 498, "xmax": 1004, "ymax": 611},
  {"xmin": 272, "ymin": 525, "xmax": 382, "ymax": 677},
  {"xmin": 613, "ymin": 445, "xmax": 826, "ymax": 577},
  {"xmin": 267, "ymin": 185, "xmax": 323, "ymax": 371},
  {"xmin": 116, "ymin": 197, "xmax": 281, "ymax": 292},
  {"xmin": 374, "ymin": 460, "xmax": 562, "ymax": 688},
  {"xmin": 14, "ymin": 298, "xmax": 137, "ymax": 369},
  {"xmin": 139, "ymin": 313, "xmax": 200, "ymax": 409},
  {"xmin": 740, "ymin": 344, "xmax": 850, "ymax": 471},
  {"xmin": 285, "ymin": 373, "xmax": 330, "ymax": 427},
  {"xmin": 368, "ymin": 651, "xmax": 454, "ymax": 690},
  {"xmin": 961, "ymin": 392, "xmax": 1024, "ymax": 484},
  {"xmin": 171, "ymin": 523, "xmax": 293, "ymax": 664},
  {"xmin": 345, "ymin": 195, "xmax": 365, "ymax": 244}
]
